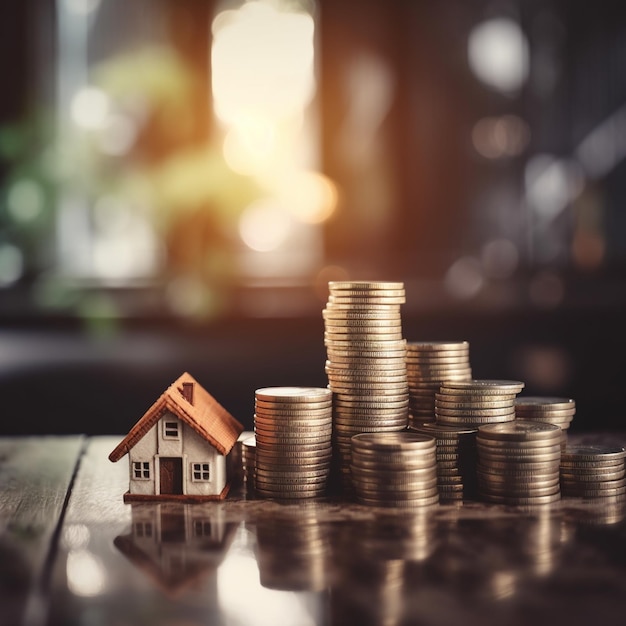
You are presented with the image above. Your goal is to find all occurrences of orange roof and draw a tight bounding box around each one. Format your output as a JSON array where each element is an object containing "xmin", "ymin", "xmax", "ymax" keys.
[{"xmin": 109, "ymin": 372, "xmax": 244, "ymax": 462}]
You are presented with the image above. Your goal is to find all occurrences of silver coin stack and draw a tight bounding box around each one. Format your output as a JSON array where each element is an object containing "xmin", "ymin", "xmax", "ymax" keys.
[
  {"xmin": 476, "ymin": 421, "xmax": 563, "ymax": 505},
  {"xmin": 254, "ymin": 387, "xmax": 333, "ymax": 500},
  {"xmin": 350, "ymin": 432, "xmax": 439, "ymax": 508},
  {"xmin": 323, "ymin": 281, "xmax": 409, "ymax": 491},
  {"xmin": 515, "ymin": 397, "xmax": 575, "ymax": 447},
  {"xmin": 409, "ymin": 420, "xmax": 478, "ymax": 502},
  {"xmin": 435, "ymin": 379, "xmax": 524, "ymax": 427},
  {"xmin": 406, "ymin": 341, "xmax": 472, "ymax": 426},
  {"xmin": 560, "ymin": 445, "xmax": 626, "ymax": 499}
]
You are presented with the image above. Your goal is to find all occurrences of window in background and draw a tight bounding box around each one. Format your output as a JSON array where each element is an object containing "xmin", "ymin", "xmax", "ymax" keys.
[{"xmin": 0, "ymin": 0, "xmax": 334, "ymax": 320}]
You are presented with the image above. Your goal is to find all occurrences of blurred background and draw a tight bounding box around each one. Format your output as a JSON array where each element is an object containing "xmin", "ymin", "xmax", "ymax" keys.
[{"xmin": 0, "ymin": 0, "xmax": 625, "ymax": 435}]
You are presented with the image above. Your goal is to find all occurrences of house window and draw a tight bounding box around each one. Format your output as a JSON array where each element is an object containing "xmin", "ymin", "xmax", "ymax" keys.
[
  {"xmin": 163, "ymin": 420, "xmax": 179, "ymax": 439},
  {"xmin": 133, "ymin": 461, "xmax": 150, "ymax": 479},
  {"xmin": 193, "ymin": 520, "xmax": 213, "ymax": 538},
  {"xmin": 191, "ymin": 462, "xmax": 210, "ymax": 482},
  {"xmin": 135, "ymin": 522, "xmax": 153, "ymax": 538}
]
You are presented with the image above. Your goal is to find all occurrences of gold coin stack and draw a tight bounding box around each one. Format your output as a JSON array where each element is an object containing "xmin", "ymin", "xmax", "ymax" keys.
[
  {"xmin": 560, "ymin": 445, "xmax": 626, "ymax": 499},
  {"xmin": 253, "ymin": 387, "xmax": 333, "ymax": 500},
  {"xmin": 350, "ymin": 432, "xmax": 439, "ymax": 508},
  {"xmin": 409, "ymin": 420, "xmax": 478, "ymax": 502},
  {"xmin": 515, "ymin": 397, "xmax": 576, "ymax": 447},
  {"xmin": 435, "ymin": 379, "xmax": 524, "ymax": 427},
  {"xmin": 406, "ymin": 341, "xmax": 472, "ymax": 426},
  {"xmin": 324, "ymin": 281, "xmax": 409, "ymax": 491},
  {"xmin": 476, "ymin": 421, "xmax": 563, "ymax": 505}
]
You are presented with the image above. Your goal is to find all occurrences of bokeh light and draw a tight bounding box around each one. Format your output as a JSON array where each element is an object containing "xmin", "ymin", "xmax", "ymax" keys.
[
  {"xmin": 239, "ymin": 198, "xmax": 293, "ymax": 252},
  {"xmin": 70, "ymin": 87, "xmax": 110, "ymax": 130},
  {"xmin": 468, "ymin": 17, "xmax": 529, "ymax": 94}
]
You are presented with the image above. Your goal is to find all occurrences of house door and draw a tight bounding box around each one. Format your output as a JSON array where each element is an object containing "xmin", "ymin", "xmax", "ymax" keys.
[{"xmin": 159, "ymin": 458, "xmax": 183, "ymax": 495}]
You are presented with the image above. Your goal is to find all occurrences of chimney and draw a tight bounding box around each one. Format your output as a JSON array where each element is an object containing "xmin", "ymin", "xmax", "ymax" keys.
[{"xmin": 181, "ymin": 382, "xmax": 194, "ymax": 405}]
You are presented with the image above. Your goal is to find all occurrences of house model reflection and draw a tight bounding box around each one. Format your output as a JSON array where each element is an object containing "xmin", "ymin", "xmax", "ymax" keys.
[
  {"xmin": 114, "ymin": 504, "xmax": 239, "ymax": 597},
  {"xmin": 109, "ymin": 372, "xmax": 243, "ymax": 502}
]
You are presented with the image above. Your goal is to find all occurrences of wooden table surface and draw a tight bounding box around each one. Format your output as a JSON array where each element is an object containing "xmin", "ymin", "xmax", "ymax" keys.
[{"xmin": 3, "ymin": 434, "xmax": 626, "ymax": 626}]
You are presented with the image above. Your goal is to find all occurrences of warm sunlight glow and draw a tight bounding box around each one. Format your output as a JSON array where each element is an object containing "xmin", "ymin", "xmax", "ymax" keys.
[
  {"xmin": 239, "ymin": 198, "xmax": 293, "ymax": 252},
  {"xmin": 212, "ymin": 1, "xmax": 315, "ymax": 126},
  {"xmin": 279, "ymin": 171, "xmax": 338, "ymax": 223}
]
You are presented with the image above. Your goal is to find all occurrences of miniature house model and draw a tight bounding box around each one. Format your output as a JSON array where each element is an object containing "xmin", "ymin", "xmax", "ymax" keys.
[{"xmin": 109, "ymin": 372, "xmax": 243, "ymax": 502}]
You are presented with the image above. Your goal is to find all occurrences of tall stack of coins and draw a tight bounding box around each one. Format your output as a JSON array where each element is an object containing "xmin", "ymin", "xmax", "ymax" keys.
[
  {"xmin": 435, "ymin": 380, "xmax": 524, "ymax": 427},
  {"xmin": 476, "ymin": 421, "xmax": 562, "ymax": 505},
  {"xmin": 515, "ymin": 397, "xmax": 576, "ymax": 447},
  {"xmin": 560, "ymin": 445, "xmax": 626, "ymax": 499},
  {"xmin": 254, "ymin": 387, "xmax": 333, "ymax": 500},
  {"xmin": 409, "ymin": 421, "xmax": 478, "ymax": 501},
  {"xmin": 323, "ymin": 281, "xmax": 409, "ymax": 491},
  {"xmin": 406, "ymin": 341, "xmax": 472, "ymax": 427},
  {"xmin": 350, "ymin": 432, "xmax": 439, "ymax": 508}
]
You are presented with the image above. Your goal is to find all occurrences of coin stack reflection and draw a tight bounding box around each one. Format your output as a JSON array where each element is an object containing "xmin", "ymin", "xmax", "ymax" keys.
[
  {"xmin": 324, "ymin": 281, "xmax": 409, "ymax": 492},
  {"xmin": 409, "ymin": 421, "xmax": 478, "ymax": 501},
  {"xmin": 406, "ymin": 341, "xmax": 472, "ymax": 426},
  {"xmin": 435, "ymin": 379, "xmax": 524, "ymax": 428},
  {"xmin": 350, "ymin": 432, "xmax": 439, "ymax": 507},
  {"xmin": 515, "ymin": 397, "xmax": 576, "ymax": 447},
  {"xmin": 254, "ymin": 387, "xmax": 332, "ymax": 500},
  {"xmin": 476, "ymin": 421, "xmax": 562, "ymax": 505},
  {"xmin": 255, "ymin": 510, "xmax": 329, "ymax": 591},
  {"xmin": 560, "ymin": 445, "xmax": 626, "ymax": 499}
]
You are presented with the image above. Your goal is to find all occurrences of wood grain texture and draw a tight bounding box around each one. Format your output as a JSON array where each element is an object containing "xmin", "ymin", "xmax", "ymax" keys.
[{"xmin": 0, "ymin": 437, "xmax": 84, "ymax": 626}]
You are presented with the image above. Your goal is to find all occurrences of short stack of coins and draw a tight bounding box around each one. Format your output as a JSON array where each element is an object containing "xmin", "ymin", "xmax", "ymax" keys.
[
  {"xmin": 323, "ymin": 281, "xmax": 409, "ymax": 492},
  {"xmin": 476, "ymin": 421, "xmax": 563, "ymax": 506},
  {"xmin": 560, "ymin": 445, "xmax": 626, "ymax": 499},
  {"xmin": 409, "ymin": 420, "xmax": 478, "ymax": 501},
  {"xmin": 406, "ymin": 341, "xmax": 472, "ymax": 426},
  {"xmin": 515, "ymin": 397, "xmax": 576, "ymax": 447},
  {"xmin": 435, "ymin": 379, "xmax": 524, "ymax": 427},
  {"xmin": 350, "ymin": 432, "xmax": 439, "ymax": 508},
  {"xmin": 254, "ymin": 387, "xmax": 333, "ymax": 500}
]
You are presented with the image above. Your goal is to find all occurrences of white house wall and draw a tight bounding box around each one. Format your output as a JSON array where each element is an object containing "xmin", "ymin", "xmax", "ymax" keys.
[
  {"xmin": 128, "ymin": 410, "xmax": 228, "ymax": 497},
  {"xmin": 128, "ymin": 422, "xmax": 157, "ymax": 495},
  {"xmin": 182, "ymin": 421, "xmax": 227, "ymax": 497}
]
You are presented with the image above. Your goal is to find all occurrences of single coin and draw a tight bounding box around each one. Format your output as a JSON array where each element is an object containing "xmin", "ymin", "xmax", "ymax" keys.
[
  {"xmin": 560, "ymin": 469, "xmax": 625, "ymax": 482},
  {"xmin": 333, "ymin": 393, "xmax": 409, "ymax": 404},
  {"xmin": 560, "ymin": 459, "xmax": 624, "ymax": 470},
  {"xmin": 436, "ymin": 391, "xmax": 518, "ymax": 404},
  {"xmin": 351, "ymin": 457, "xmax": 437, "ymax": 471},
  {"xmin": 435, "ymin": 406, "xmax": 516, "ymax": 417},
  {"xmin": 254, "ymin": 419, "xmax": 332, "ymax": 432},
  {"xmin": 409, "ymin": 421, "xmax": 478, "ymax": 437},
  {"xmin": 351, "ymin": 432, "xmax": 436, "ymax": 452},
  {"xmin": 514, "ymin": 397, "xmax": 575, "ymax": 411},
  {"xmin": 406, "ymin": 341, "xmax": 469, "ymax": 351},
  {"xmin": 255, "ymin": 398, "xmax": 333, "ymax": 410},
  {"xmin": 328, "ymin": 280, "xmax": 405, "ymax": 291},
  {"xmin": 435, "ymin": 396, "xmax": 514, "ymax": 410},
  {"xmin": 442, "ymin": 379, "xmax": 525, "ymax": 392},
  {"xmin": 437, "ymin": 414, "xmax": 516, "ymax": 426},
  {"xmin": 561, "ymin": 445, "xmax": 626, "ymax": 462},
  {"xmin": 255, "ymin": 387, "xmax": 333, "ymax": 402},
  {"xmin": 322, "ymin": 310, "xmax": 403, "ymax": 321},
  {"xmin": 478, "ymin": 421, "xmax": 562, "ymax": 441},
  {"xmin": 323, "ymin": 316, "xmax": 404, "ymax": 327},
  {"xmin": 477, "ymin": 460, "xmax": 560, "ymax": 473},
  {"xmin": 328, "ymin": 288, "xmax": 406, "ymax": 298}
]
